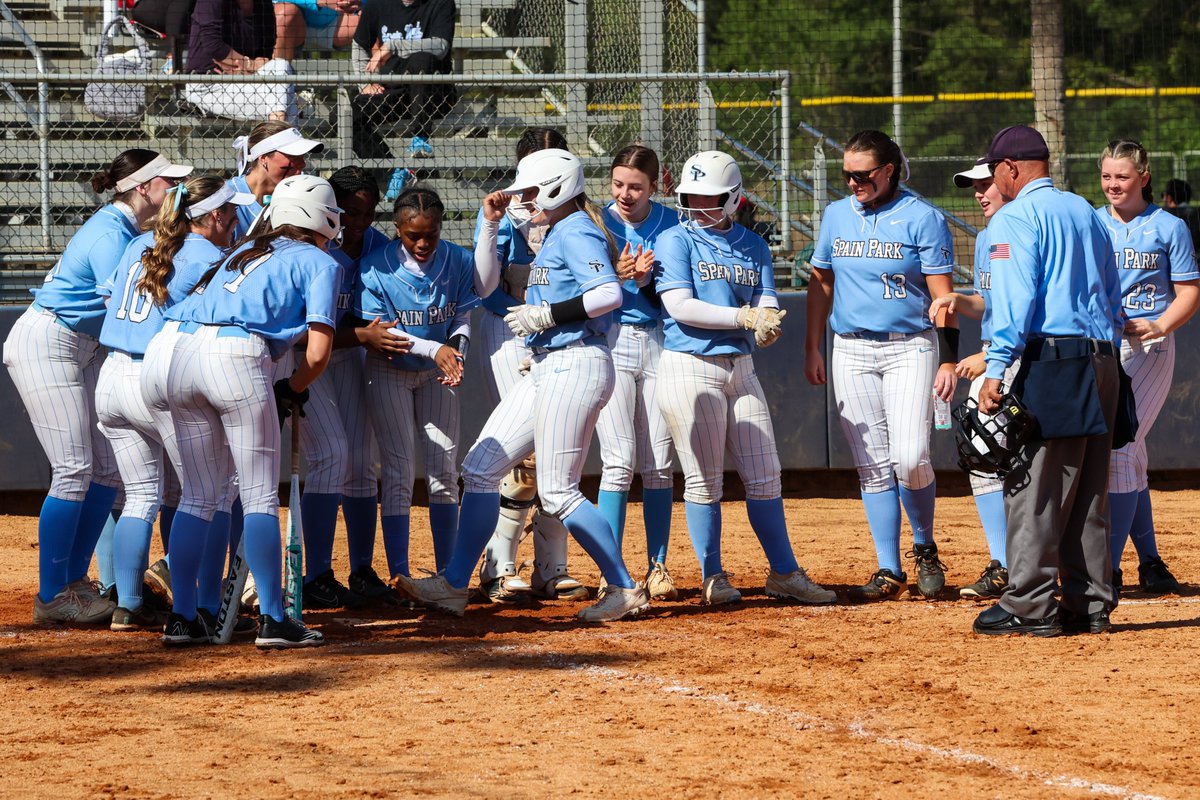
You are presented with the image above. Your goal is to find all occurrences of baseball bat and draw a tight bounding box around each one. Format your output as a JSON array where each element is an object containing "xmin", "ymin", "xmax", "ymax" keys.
[
  {"xmin": 213, "ymin": 535, "xmax": 249, "ymax": 645},
  {"xmin": 284, "ymin": 404, "xmax": 304, "ymax": 621}
]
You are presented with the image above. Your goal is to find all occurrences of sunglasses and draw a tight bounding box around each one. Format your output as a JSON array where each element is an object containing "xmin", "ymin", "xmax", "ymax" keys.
[{"xmin": 842, "ymin": 164, "xmax": 885, "ymax": 184}]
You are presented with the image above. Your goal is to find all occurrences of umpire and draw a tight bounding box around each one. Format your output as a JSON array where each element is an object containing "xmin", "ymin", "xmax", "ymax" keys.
[{"xmin": 973, "ymin": 125, "xmax": 1125, "ymax": 637}]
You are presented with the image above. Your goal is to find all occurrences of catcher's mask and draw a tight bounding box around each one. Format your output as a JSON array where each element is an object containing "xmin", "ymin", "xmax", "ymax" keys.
[{"xmin": 953, "ymin": 394, "xmax": 1038, "ymax": 478}]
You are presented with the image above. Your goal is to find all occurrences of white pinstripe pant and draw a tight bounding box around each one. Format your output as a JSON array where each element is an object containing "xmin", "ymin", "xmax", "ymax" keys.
[
  {"xmin": 477, "ymin": 310, "xmax": 531, "ymax": 407},
  {"xmin": 96, "ymin": 352, "xmax": 170, "ymax": 523},
  {"xmin": 365, "ymin": 355, "xmax": 460, "ymax": 516},
  {"xmin": 296, "ymin": 347, "xmax": 377, "ymax": 497},
  {"xmin": 463, "ymin": 344, "xmax": 614, "ymax": 518},
  {"xmin": 2, "ymin": 307, "xmax": 119, "ymax": 500},
  {"xmin": 1109, "ymin": 334, "xmax": 1175, "ymax": 494},
  {"xmin": 656, "ymin": 350, "xmax": 781, "ymax": 504},
  {"xmin": 595, "ymin": 323, "xmax": 674, "ymax": 492}
]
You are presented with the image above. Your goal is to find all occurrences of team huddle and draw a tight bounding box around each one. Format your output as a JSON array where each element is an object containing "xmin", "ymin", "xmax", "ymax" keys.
[{"xmin": 3, "ymin": 120, "xmax": 1192, "ymax": 648}]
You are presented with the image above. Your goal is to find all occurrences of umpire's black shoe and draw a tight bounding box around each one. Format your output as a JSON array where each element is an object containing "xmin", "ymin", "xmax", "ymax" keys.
[
  {"xmin": 303, "ymin": 570, "xmax": 367, "ymax": 610},
  {"xmin": 256, "ymin": 614, "xmax": 326, "ymax": 650},
  {"xmin": 972, "ymin": 604, "xmax": 1063, "ymax": 637},
  {"xmin": 1138, "ymin": 558, "xmax": 1181, "ymax": 595},
  {"xmin": 1059, "ymin": 607, "xmax": 1112, "ymax": 635}
]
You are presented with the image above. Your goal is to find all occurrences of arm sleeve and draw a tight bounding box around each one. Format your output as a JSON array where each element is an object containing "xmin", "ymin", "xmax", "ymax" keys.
[
  {"xmin": 661, "ymin": 288, "xmax": 742, "ymax": 329},
  {"xmin": 388, "ymin": 36, "xmax": 450, "ymax": 60},
  {"xmin": 472, "ymin": 218, "xmax": 502, "ymax": 299},
  {"xmin": 448, "ymin": 308, "xmax": 472, "ymax": 340},
  {"xmin": 581, "ymin": 281, "xmax": 621, "ymax": 317},
  {"xmin": 390, "ymin": 330, "xmax": 441, "ymax": 360},
  {"xmin": 983, "ymin": 211, "xmax": 1040, "ymax": 379},
  {"xmin": 351, "ymin": 40, "xmax": 369, "ymax": 74},
  {"xmin": 751, "ymin": 235, "xmax": 778, "ymax": 306}
]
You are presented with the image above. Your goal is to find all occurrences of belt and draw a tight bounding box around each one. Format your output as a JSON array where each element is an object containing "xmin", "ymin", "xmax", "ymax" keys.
[
  {"xmin": 30, "ymin": 302, "xmax": 74, "ymax": 331},
  {"xmin": 839, "ymin": 330, "xmax": 914, "ymax": 342},
  {"xmin": 176, "ymin": 321, "xmax": 252, "ymax": 338},
  {"xmin": 109, "ymin": 349, "xmax": 144, "ymax": 362},
  {"xmin": 1024, "ymin": 336, "xmax": 1117, "ymax": 361},
  {"xmin": 621, "ymin": 320, "xmax": 659, "ymax": 331}
]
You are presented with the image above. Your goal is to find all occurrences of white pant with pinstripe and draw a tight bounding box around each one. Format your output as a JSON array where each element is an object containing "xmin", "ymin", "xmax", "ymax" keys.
[
  {"xmin": 595, "ymin": 323, "xmax": 674, "ymax": 492},
  {"xmin": 831, "ymin": 330, "xmax": 936, "ymax": 493},
  {"xmin": 96, "ymin": 352, "xmax": 170, "ymax": 523},
  {"xmin": 2, "ymin": 306, "xmax": 119, "ymax": 500},
  {"xmin": 294, "ymin": 347, "xmax": 377, "ymax": 497},
  {"xmin": 365, "ymin": 355, "xmax": 459, "ymax": 516},
  {"xmin": 1109, "ymin": 334, "xmax": 1175, "ymax": 494},
  {"xmin": 478, "ymin": 310, "xmax": 532, "ymax": 407},
  {"xmin": 463, "ymin": 343, "xmax": 614, "ymax": 519},
  {"xmin": 656, "ymin": 350, "xmax": 781, "ymax": 504}
]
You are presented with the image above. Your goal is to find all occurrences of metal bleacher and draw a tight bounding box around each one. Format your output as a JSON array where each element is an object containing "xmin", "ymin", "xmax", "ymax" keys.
[{"xmin": 0, "ymin": 0, "xmax": 567, "ymax": 302}]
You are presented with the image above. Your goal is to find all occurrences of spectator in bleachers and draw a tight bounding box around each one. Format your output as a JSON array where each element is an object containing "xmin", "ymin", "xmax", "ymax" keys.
[
  {"xmin": 130, "ymin": 0, "xmax": 196, "ymax": 74},
  {"xmin": 185, "ymin": 0, "xmax": 298, "ymax": 123},
  {"xmin": 1163, "ymin": 178, "xmax": 1200, "ymax": 252},
  {"xmin": 350, "ymin": 0, "xmax": 456, "ymax": 160},
  {"xmin": 272, "ymin": 0, "xmax": 362, "ymax": 62}
]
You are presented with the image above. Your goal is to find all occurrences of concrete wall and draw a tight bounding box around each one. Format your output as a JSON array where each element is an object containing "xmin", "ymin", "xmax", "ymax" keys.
[{"xmin": 2, "ymin": 296, "xmax": 1198, "ymax": 495}]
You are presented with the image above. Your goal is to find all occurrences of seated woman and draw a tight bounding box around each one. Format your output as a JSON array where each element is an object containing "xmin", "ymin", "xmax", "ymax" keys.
[{"xmin": 185, "ymin": 0, "xmax": 298, "ymax": 123}]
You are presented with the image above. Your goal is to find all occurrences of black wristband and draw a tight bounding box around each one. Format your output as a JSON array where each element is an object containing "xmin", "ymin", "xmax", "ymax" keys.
[
  {"xmin": 936, "ymin": 326, "xmax": 960, "ymax": 363},
  {"xmin": 448, "ymin": 333, "xmax": 469, "ymax": 360},
  {"xmin": 548, "ymin": 294, "xmax": 588, "ymax": 325}
]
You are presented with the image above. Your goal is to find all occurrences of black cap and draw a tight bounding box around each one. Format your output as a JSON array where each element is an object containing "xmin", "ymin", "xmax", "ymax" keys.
[{"xmin": 985, "ymin": 125, "xmax": 1050, "ymax": 162}]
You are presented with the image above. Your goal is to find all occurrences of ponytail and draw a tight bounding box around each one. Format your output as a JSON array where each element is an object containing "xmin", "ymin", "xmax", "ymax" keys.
[
  {"xmin": 578, "ymin": 195, "xmax": 619, "ymax": 263},
  {"xmin": 140, "ymin": 174, "xmax": 227, "ymax": 305}
]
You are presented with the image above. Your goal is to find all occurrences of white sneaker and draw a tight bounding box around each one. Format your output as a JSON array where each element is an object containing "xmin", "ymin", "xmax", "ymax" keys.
[
  {"xmin": 765, "ymin": 567, "xmax": 837, "ymax": 605},
  {"xmin": 701, "ymin": 572, "xmax": 742, "ymax": 606},
  {"xmin": 391, "ymin": 573, "xmax": 469, "ymax": 616},
  {"xmin": 576, "ymin": 585, "xmax": 649, "ymax": 622},
  {"xmin": 33, "ymin": 586, "xmax": 115, "ymax": 624},
  {"xmin": 645, "ymin": 561, "xmax": 679, "ymax": 600}
]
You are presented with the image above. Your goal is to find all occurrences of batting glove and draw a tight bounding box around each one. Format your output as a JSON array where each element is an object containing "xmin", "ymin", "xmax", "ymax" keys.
[
  {"xmin": 273, "ymin": 378, "xmax": 310, "ymax": 421},
  {"xmin": 505, "ymin": 303, "xmax": 556, "ymax": 337},
  {"xmin": 754, "ymin": 308, "xmax": 787, "ymax": 348}
]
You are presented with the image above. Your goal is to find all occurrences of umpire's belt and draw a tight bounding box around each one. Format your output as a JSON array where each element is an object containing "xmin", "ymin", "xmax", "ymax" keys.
[{"xmin": 1023, "ymin": 336, "xmax": 1116, "ymax": 362}]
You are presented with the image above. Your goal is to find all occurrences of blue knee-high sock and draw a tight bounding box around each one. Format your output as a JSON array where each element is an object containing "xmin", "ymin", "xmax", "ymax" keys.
[
  {"xmin": 342, "ymin": 495, "xmax": 378, "ymax": 572},
  {"xmin": 861, "ymin": 487, "xmax": 902, "ymax": 573},
  {"xmin": 428, "ymin": 503, "xmax": 459, "ymax": 573},
  {"xmin": 684, "ymin": 500, "xmax": 723, "ymax": 580},
  {"xmin": 96, "ymin": 510, "xmax": 119, "ymax": 592},
  {"xmin": 228, "ymin": 497, "xmax": 244, "ymax": 562},
  {"xmin": 442, "ymin": 491, "xmax": 502, "ymax": 589},
  {"xmin": 242, "ymin": 513, "xmax": 284, "ymax": 621},
  {"xmin": 300, "ymin": 492, "xmax": 340, "ymax": 583},
  {"xmin": 198, "ymin": 511, "xmax": 232, "ymax": 614},
  {"xmin": 159, "ymin": 505, "xmax": 176, "ymax": 555},
  {"xmin": 68, "ymin": 482, "xmax": 118, "ymax": 582},
  {"xmin": 974, "ymin": 490, "xmax": 1008, "ymax": 567},
  {"xmin": 1108, "ymin": 490, "xmax": 1139, "ymax": 571},
  {"xmin": 1129, "ymin": 488, "xmax": 1160, "ymax": 563},
  {"xmin": 643, "ymin": 487, "xmax": 673, "ymax": 566},
  {"xmin": 898, "ymin": 482, "xmax": 936, "ymax": 546},
  {"xmin": 562, "ymin": 502, "xmax": 634, "ymax": 589},
  {"xmin": 37, "ymin": 496, "xmax": 83, "ymax": 602},
  {"xmin": 745, "ymin": 497, "xmax": 799, "ymax": 574},
  {"xmin": 112, "ymin": 517, "xmax": 154, "ymax": 611},
  {"xmin": 597, "ymin": 489, "xmax": 629, "ymax": 548},
  {"xmin": 381, "ymin": 514, "xmax": 410, "ymax": 579},
  {"xmin": 166, "ymin": 511, "xmax": 211, "ymax": 621}
]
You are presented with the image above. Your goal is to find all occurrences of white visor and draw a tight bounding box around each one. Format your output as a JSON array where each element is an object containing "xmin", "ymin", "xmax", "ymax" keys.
[
  {"xmin": 114, "ymin": 154, "xmax": 194, "ymax": 193},
  {"xmin": 233, "ymin": 128, "xmax": 324, "ymax": 173},
  {"xmin": 953, "ymin": 160, "xmax": 993, "ymax": 188},
  {"xmin": 186, "ymin": 182, "xmax": 257, "ymax": 220}
]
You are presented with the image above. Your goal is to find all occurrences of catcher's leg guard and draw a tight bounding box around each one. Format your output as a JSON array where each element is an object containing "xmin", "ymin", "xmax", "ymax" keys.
[
  {"xmin": 479, "ymin": 458, "xmax": 537, "ymax": 585},
  {"xmin": 531, "ymin": 511, "xmax": 589, "ymax": 600}
]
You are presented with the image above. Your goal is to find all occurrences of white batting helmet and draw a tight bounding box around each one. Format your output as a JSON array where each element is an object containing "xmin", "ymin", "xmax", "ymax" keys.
[
  {"xmin": 266, "ymin": 174, "xmax": 343, "ymax": 241},
  {"xmin": 503, "ymin": 148, "xmax": 585, "ymax": 213},
  {"xmin": 676, "ymin": 150, "xmax": 743, "ymax": 227}
]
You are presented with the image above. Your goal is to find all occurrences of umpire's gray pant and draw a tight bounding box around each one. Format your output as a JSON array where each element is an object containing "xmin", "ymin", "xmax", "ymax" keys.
[{"xmin": 1001, "ymin": 353, "xmax": 1120, "ymax": 619}]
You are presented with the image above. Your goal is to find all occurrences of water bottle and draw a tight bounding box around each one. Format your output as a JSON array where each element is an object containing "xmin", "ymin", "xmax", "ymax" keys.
[{"xmin": 933, "ymin": 393, "xmax": 952, "ymax": 430}]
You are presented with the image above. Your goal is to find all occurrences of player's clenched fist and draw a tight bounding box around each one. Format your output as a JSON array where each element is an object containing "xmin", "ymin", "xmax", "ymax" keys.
[{"xmin": 504, "ymin": 303, "xmax": 555, "ymax": 336}]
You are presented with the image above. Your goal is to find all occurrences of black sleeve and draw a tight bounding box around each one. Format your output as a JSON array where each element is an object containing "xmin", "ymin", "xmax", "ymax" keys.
[
  {"xmin": 426, "ymin": 0, "xmax": 456, "ymax": 43},
  {"xmin": 548, "ymin": 294, "xmax": 588, "ymax": 325},
  {"xmin": 353, "ymin": 1, "xmax": 380, "ymax": 50}
]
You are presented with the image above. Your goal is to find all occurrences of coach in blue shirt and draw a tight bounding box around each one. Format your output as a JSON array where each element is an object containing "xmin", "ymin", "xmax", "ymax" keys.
[{"xmin": 974, "ymin": 125, "xmax": 1124, "ymax": 638}]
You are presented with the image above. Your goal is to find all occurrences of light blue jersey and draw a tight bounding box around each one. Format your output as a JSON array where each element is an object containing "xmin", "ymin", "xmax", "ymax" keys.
[
  {"xmin": 98, "ymin": 232, "xmax": 224, "ymax": 356},
  {"xmin": 354, "ymin": 238, "xmax": 480, "ymax": 371},
  {"xmin": 166, "ymin": 238, "xmax": 340, "ymax": 360},
  {"xmin": 330, "ymin": 225, "xmax": 390, "ymax": 326},
  {"xmin": 524, "ymin": 210, "xmax": 619, "ymax": 350},
  {"xmin": 1095, "ymin": 204, "xmax": 1199, "ymax": 321},
  {"xmin": 32, "ymin": 204, "xmax": 141, "ymax": 337},
  {"xmin": 985, "ymin": 178, "xmax": 1124, "ymax": 380},
  {"xmin": 603, "ymin": 200, "xmax": 677, "ymax": 326},
  {"xmin": 656, "ymin": 221, "xmax": 776, "ymax": 357},
  {"xmin": 974, "ymin": 226, "xmax": 996, "ymax": 342},
  {"xmin": 475, "ymin": 207, "xmax": 537, "ymax": 317},
  {"xmin": 229, "ymin": 175, "xmax": 263, "ymax": 241},
  {"xmin": 811, "ymin": 190, "xmax": 955, "ymax": 335}
]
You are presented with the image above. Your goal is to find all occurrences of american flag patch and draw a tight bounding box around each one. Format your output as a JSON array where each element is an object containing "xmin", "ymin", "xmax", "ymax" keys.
[{"xmin": 989, "ymin": 243, "xmax": 1011, "ymax": 260}]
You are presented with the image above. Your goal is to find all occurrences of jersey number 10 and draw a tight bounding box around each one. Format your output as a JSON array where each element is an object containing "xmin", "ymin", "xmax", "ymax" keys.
[{"xmin": 114, "ymin": 262, "xmax": 154, "ymax": 324}]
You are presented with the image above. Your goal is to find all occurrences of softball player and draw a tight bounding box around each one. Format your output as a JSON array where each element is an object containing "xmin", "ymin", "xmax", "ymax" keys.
[
  {"xmin": 395, "ymin": 148, "xmax": 650, "ymax": 623},
  {"xmin": 97, "ymin": 175, "xmax": 255, "ymax": 631},
  {"xmin": 474, "ymin": 128, "xmax": 588, "ymax": 604},
  {"xmin": 292, "ymin": 166, "xmax": 400, "ymax": 609},
  {"xmin": 3, "ymin": 148, "xmax": 192, "ymax": 624},
  {"xmin": 145, "ymin": 174, "xmax": 342, "ymax": 648},
  {"xmin": 595, "ymin": 144, "xmax": 677, "ymax": 599},
  {"xmin": 229, "ymin": 120, "xmax": 324, "ymax": 239},
  {"xmin": 1096, "ymin": 139, "xmax": 1200, "ymax": 594},
  {"xmin": 804, "ymin": 130, "xmax": 959, "ymax": 603},
  {"xmin": 930, "ymin": 159, "xmax": 1016, "ymax": 599},
  {"xmin": 653, "ymin": 150, "xmax": 834, "ymax": 607},
  {"xmin": 356, "ymin": 187, "xmax": 480, "ymax": 581}
]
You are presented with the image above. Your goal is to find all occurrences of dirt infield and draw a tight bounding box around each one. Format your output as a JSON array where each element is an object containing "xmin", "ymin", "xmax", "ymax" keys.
[{"xmin": 2, "ymin": 491, "xmax": 1198, "ymax": 799}]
